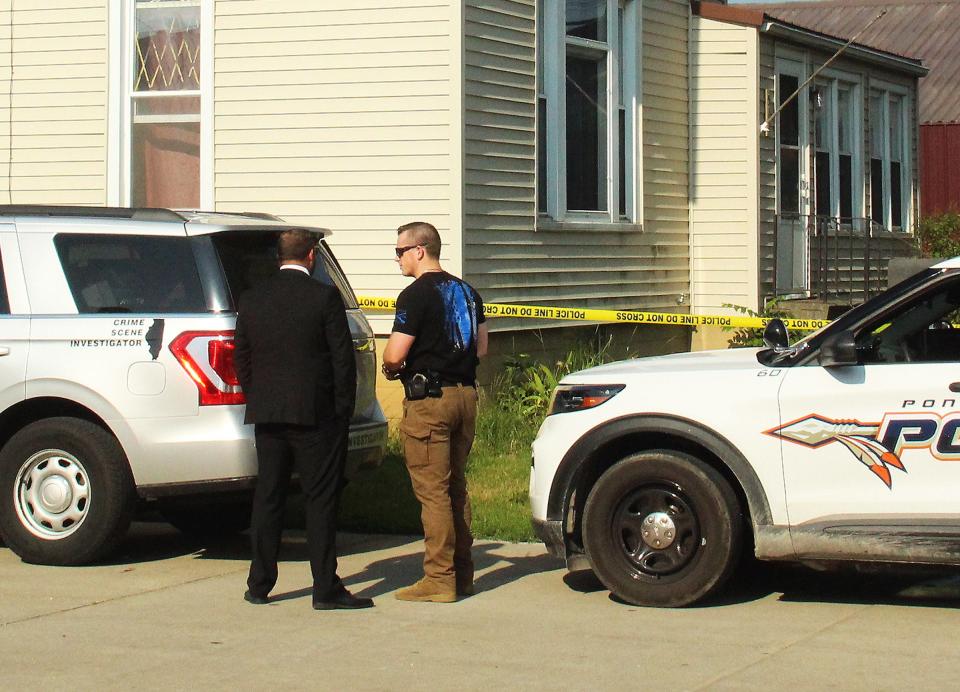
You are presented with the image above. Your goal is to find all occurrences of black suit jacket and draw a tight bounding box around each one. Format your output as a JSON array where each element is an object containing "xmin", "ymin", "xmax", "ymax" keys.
[{"xmin": 234, "ymin": 268, "xmax": 357, "ymax": 425}]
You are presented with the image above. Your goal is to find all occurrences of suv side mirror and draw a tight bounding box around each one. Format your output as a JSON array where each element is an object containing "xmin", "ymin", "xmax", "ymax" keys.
[
  {"xmin": 819, "ymin": 330, "xmax": 859, "ymax": 367},
  {"xmin": 763, "ymin": 318, "xmax": 789, "ymax": 349}
]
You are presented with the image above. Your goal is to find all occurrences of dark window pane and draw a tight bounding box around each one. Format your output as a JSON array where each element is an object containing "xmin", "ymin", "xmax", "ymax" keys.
[
  {"xmin": 55, "ymin": 234, "xmax": 206, "ymax": 314},
  {"xmin": 780, "ymin": 147, "xmax": 800, "ymax": 214},
  {"xmin": 566, "ymin": 0, "xmax": 606, "ymax": 41},
  {"xmin": 871, "ymin": 158, "xmax": 884, "ymax": 225},
  {"xmin": 839, "ymin": 154, "xmax": 852, "ymax": 219},
  {"xmin": 0, "ymin": 251, "xmax": 9, "ymax": 314},
  {"xmin": 538, "ymin": 97, "xmax": 547, "ymax": 214},
  {"xmin": 566, "ymin": 53, "xmax": 607, "ymax": 211},
  {"xmin": 815, "ymin": 151, "xmax": 831, "ymax": 217},
  {"xmin": 891, "ymin": 161, "xmax": 902, "ymax": 228},
  {"xmin": 778, "ymin": 74, "xmax": 799, "ymax": 146},
  {"xmin": 618, "ymin": 107, "xmax": 626, "ymax": 217},
  {"xmin": 210, "ymin": 231, "xmax": 357, "ymax": 309}
]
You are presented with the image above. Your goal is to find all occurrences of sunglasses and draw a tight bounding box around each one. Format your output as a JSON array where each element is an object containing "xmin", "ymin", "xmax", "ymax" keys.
[{"xmin": 395, "ymin": 244, "xmax": 421, "ymax": 258}]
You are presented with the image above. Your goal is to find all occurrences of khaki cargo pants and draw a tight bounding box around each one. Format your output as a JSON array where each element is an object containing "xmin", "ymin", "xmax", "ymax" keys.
[{"xmin": 399, "ymin": 384, "xmax": 477, "ymax": 589}]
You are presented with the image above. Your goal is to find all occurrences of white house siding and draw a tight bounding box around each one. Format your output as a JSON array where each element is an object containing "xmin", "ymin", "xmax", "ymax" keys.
[
  {"xmin": 689, "ymin": 17, "xmax": 758, "ymax": 314},
  {"xmin": 0, "ymin": 1, "xmax": 108, "ymax": 205},
  {"xmin": 213, "ymin": 1, "xmax": 460, "ymax": 334}
]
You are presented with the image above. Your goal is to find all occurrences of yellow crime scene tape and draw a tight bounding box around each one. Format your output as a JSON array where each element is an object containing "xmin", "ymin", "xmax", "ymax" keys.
[{"xmin": 357, "ymin": 296, "xmax": 830, "ymax": 331}]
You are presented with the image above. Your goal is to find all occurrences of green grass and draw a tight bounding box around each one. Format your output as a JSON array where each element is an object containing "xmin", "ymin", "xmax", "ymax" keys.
[{"xmin": 337, "ymin": 394, "xmax": 539, "ymax": 542}]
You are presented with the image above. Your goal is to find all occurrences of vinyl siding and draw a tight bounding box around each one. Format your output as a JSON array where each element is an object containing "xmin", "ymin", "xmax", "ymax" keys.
[
  {"xmin": 213, "ymin": 1, "xmax": 460, "ymax": 334},
  {"xmin": 640, "ymin": 0, "xmax": 690, "ymax": 308},
  {"xmin": 689, "ymin": 17, "xmax": 758, "ymax": 313},
  {"xmin": 465, "ymin": 0, "xmax": 691, "ymax": 332},
  {"xmin": 0, "ymin": 1, "xmax": 108, "ymax": 204}
]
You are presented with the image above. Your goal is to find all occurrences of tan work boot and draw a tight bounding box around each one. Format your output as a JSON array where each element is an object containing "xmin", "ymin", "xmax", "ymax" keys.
[{"xmin": 395, "ymin": 578, "xmax": 457, "ymax": 603}]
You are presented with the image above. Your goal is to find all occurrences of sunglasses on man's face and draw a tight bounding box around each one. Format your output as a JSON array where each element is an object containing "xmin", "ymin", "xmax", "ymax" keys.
[{"xmin": 395, "ymin": 245, "xmax": 421, "ymax": 259}]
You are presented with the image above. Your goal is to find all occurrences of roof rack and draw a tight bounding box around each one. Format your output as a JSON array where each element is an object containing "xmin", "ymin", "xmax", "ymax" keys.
[{"xmin": 0, "ymin": 205, "xmax": 186, "ymax": 222}]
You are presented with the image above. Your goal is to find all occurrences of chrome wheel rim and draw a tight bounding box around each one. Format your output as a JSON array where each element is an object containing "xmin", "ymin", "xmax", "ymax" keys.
[{"xmin": 14, "ymin": 449, "xmax": 90, "ymax": 539}]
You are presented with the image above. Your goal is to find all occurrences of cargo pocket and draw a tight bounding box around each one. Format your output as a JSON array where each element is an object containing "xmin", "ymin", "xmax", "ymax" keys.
[{"xmin": 400, "ymin": 405, "xmax": 433, "ymax": 469}]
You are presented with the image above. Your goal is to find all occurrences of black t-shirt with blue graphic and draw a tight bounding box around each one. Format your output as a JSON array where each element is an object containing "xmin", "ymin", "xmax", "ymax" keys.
[{"xmin": 392, "ymin": 270, "xmax": 485, "ymax": 384}]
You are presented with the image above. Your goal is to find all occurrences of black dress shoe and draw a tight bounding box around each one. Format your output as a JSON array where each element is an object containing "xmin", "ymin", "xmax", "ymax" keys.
[
  {"xmin": 313, "ymin": 589, "xmax": 374, "ymax": 610},
  {"xmin": 244, "ymin": 590, "xmax": 269, "ymax": 605}
]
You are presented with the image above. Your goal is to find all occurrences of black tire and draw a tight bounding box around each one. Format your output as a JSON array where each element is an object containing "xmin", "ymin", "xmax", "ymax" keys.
[
  {"xmin": 161, "ymin": 498, "xmax": 251, "ymax": 538},
  {"xmin": 0, "ymin": 418, "xmax": 136, "ymax": 565},
  {"xmin": 582, "ymin": 450, "xmax": 742, "ymax": 607}
]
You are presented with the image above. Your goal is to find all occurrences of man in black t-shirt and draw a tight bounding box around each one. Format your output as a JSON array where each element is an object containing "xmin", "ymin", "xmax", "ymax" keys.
[{"xmin": 383, "ymin": 221, "xmax": 488, "ymax": 603}]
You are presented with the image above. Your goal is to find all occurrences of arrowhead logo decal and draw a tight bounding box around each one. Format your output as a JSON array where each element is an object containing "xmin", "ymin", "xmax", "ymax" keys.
[{"xmin": 765, "ymin": 414, "xmax": 908, "ymax": 488}]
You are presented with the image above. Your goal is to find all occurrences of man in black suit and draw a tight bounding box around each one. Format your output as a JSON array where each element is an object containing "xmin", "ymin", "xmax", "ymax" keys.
[{"xmin": 234, "ymin": 228, "xmax": 373, "ymax": 610}]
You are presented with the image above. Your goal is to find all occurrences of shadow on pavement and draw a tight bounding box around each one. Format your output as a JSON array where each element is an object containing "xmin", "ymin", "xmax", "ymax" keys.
[
  {"xmin": 271, "ymin": 541, "xmax": 564, "ymax": 602},
  {"xmin": 565, "ymin": 558, "xmax": 960, "ymax": 610}
]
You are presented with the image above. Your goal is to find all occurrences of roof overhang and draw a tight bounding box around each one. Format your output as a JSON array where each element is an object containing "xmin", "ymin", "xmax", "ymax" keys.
[
  {"xmin": 691, "ymin": 1, "xmax": 928, "ymax": 78},
  {"xmin": 760, "ymin": 21, "xmax": 927, "ymax": 77}
]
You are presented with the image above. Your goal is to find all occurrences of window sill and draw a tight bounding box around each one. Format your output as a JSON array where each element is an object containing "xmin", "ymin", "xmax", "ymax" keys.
[{"xmin": 536, "ymin": 217, "xmax": 643, "ymax": 233}]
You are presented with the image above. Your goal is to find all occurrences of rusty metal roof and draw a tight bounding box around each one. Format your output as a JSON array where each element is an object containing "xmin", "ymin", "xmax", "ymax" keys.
[{"xmin": 738, "ymin": 1, "xmax": 960, "ymax": 123}]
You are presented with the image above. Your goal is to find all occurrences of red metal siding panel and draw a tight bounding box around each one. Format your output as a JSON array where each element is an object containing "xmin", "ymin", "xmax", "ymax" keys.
[{"xmin": 921, "ymin": 123, "xmax": 960, "ymax": 215}]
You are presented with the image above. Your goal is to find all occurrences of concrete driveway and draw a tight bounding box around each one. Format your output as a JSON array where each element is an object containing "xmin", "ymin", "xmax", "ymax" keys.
[{"xmin": 2, "ymin": 523, "xmax": 960, "ymax": 691}]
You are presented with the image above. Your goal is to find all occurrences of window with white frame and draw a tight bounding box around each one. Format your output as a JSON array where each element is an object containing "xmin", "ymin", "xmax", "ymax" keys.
[
  {"xmin": 870, "ymin": 87, "xmax": 909, "ymax": 230},
  {"xmin": 129, "ymin": 0, "xmax": 202, "ymax": 208},
  {"xmin": 776, "ymin": 70, "xmax": 803, "ymax": 217},
  {"xmin": 537, "ymin": 0, "xmax": 637, "ymax": 222},
  {"xmin": 812, "ymin": 78, "xmax": 861, "ymax": 221}
]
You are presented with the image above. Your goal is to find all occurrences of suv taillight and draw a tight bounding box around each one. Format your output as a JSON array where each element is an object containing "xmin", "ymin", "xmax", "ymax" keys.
[{"xmin": 169, "ymin": 331, "xmax": 246, "ymax": 406}]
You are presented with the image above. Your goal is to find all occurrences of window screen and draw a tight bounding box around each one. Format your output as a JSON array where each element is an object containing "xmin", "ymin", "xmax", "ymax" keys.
[{"xmin": 55, "ymin": 234, "xmax": 207, "ymax": 314}]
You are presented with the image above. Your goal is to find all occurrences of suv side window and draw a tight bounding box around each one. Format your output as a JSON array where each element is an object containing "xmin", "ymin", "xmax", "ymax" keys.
[
  {"xmin": 0, "ymin": 249, "xmax": 9, "ymax": 315},
  {"xmin": 55, "ymin": 234, "xmax": 207, "ymax": 314},
  {"xmin": 856, "ymin": 276, "xmax": 960, "ymax": 364},
  {"xmin": 211, "ymin": 231, "xmax": 358, "ymax": 309}
]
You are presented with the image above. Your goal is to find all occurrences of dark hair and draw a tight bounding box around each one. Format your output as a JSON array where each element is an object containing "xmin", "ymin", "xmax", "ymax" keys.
[
  {"xmin": 397, "ymin": 221, "xmax": 441, "ymax": 259},
  {"xmin": 278, "ymin": 229, "xmax": 320, "ymax": 262}
]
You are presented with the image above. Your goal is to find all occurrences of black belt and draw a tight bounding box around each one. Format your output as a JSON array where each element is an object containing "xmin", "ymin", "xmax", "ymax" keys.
[{"xmin": 440, "ymin": 379, "xmax": 475, "ymax": 387}]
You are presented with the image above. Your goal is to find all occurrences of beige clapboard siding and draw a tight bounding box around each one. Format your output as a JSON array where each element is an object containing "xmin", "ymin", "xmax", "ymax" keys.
[
  {"xmin": 689, "ymin": 17, "xmax": 758, "ymax": 313},
  {"xmin": 643, "ymin": 0, "xmax": 689, "ymax": 249},
  {"xmin": 214, "ymin": 1, "xmax": 458, "ymax": 333},
  {"xmin": 0, "ymin": 2, "xmax": 107, "ymax": 204}
]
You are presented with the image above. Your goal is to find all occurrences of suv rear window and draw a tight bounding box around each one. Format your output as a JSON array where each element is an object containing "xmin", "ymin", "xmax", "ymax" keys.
[
  {"xmin": 211, "ymin": 231, "xmax": 358, "ymax": 309},
  {"xmin": 55, "ymin": 234, "xmax": 207, "ymax": 314}
]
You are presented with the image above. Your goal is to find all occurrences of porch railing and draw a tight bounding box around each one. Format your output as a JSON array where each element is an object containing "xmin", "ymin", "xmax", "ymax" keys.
[{"xmin": 774, "ymin": 213, "xmax": 918, "ymax": 303}]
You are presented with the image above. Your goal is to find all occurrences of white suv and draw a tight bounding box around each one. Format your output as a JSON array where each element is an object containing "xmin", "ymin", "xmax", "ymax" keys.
[
  {"xmin": 0, "ymin": 206, "xmax": 386, "ymax": 565},
  {"xmin": 532, "ymin": 258, "xmax": 960, "ymax": 606}
]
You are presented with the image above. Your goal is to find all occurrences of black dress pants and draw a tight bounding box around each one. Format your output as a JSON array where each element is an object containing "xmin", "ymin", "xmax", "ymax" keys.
[{"xmin": 247, "ymin": 419, "xmax": 347, "ymax": 600}]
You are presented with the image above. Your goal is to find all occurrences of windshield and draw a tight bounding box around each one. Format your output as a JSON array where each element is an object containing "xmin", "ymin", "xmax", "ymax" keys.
[{"xmin": 757, "ymin": 267, "xmax": 946, "ymax": 365}]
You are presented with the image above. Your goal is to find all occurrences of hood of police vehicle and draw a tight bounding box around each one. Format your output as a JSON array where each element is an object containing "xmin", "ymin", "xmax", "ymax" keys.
[{"xmin": 562, "ymin": 347, "xmax": 765, "ymax": 383}]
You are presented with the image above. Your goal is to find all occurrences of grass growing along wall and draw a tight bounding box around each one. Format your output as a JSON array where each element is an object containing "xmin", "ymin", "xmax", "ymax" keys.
[{"xmin": 338, "ymin": 333, "xmax": 637, "ymax": 542}]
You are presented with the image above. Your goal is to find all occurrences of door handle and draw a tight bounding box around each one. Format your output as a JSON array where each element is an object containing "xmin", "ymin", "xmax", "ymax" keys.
[{"xmin": 0, "ymin": 347, "xmax": 9, "ymax": 356}]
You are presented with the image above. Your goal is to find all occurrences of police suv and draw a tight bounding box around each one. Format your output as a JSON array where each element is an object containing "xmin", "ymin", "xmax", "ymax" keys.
[
  {"xmin": 0, "ymin": 206, "xmax": 386, "ymax": 565},
  {"xmin": 531, "ymin": 258, "xmax": 960, "ymax": 606}
]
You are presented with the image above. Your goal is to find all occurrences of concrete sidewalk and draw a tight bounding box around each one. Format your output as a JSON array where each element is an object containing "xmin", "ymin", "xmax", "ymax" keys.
[{"xmin": 2, "ymin": 522, "xmax": 960, "ymax": 691}]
